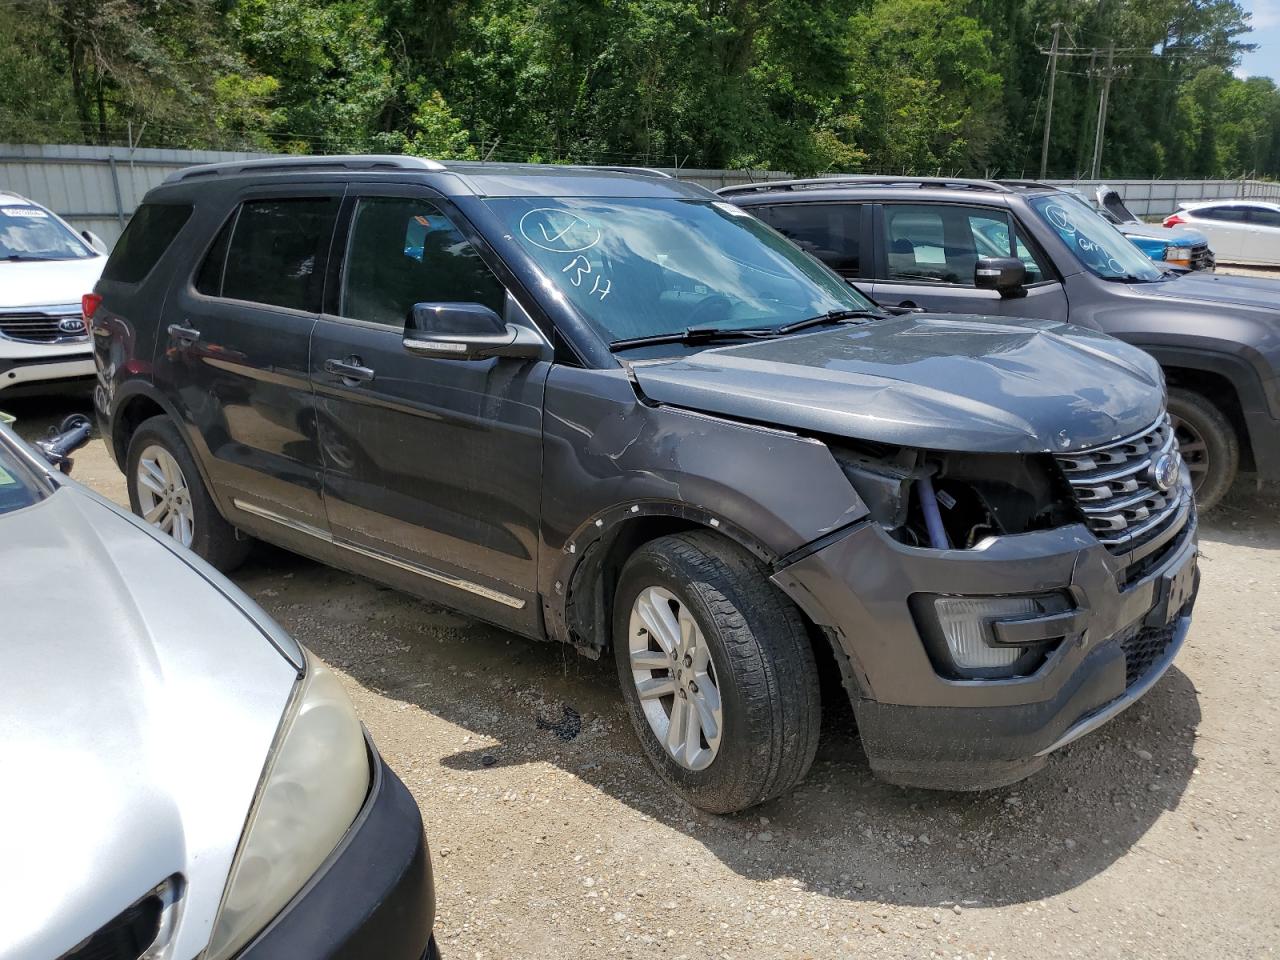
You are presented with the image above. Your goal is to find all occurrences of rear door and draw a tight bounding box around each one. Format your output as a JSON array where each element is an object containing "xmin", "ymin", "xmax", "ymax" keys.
[
  {"xmin": 161, "ymin": 185, "xmax": 341, "ymax": 531},
  {"xmin": 1187, "ymin": 205, "xmax": 1249, "ymax": 261},
  {"xmin": 1244, "ymin": 207, "xmax": 1280, "ymax": 265},
  {"xmin": 867, "ymin": 202, "xmax": 1068, "ymax": 321},
  {"xmin": 310, "ymin": 185, "xmax": 550, "ymax": 633}
]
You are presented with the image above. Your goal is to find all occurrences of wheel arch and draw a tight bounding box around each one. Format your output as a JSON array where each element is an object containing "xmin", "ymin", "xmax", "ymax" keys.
[{"xmin": 109, "ymin": 381, "xmax": 222, "ymax": 505}]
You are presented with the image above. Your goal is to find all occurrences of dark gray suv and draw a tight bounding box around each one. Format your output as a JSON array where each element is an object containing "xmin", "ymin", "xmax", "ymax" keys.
[
  {"xmin": 722, "ymin": 176, "xmax": 1280, "ymax": 509},
  {"xmin": 93, "ymin": 157, "xmax": 1198, "ymax": 813}
]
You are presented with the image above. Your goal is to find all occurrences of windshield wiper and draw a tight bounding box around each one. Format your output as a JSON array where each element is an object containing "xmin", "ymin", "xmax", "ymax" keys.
[
  {"xmin": 774, "ymin": 308, "xmax": 886, "ymax": 335},
  {"xmin": 4, "ymin": 254, "xmax": 58, "ymax": 262},
  {"xmin": 609, "ymin": 326, "xmax": 777, "ymax": 352}
]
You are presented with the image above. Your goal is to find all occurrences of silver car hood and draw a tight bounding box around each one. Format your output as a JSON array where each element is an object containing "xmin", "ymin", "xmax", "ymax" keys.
[{"xmin": 0, "ymin": 487, "xmax": 299, "ymax": 960}]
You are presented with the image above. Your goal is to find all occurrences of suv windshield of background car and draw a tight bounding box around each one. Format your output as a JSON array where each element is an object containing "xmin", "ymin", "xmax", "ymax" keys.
[
  {"xmin": 0, "ymin": 204, "xmax": 93, "ymax": 261},
  {"xmin": 487, "ymin": 196, "xmax": 877, "ymax": 343},
  {"xmin": 1029, "ymin": 192, "xmax": 1163, "ymax": 282}
]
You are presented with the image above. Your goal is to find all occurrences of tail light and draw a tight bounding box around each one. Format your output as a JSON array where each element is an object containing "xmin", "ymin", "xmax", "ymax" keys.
[
  {"xmin": 1163, "ymin": 213, "xmax": 1187, "ymax": 227},
  {"xmin": 81, "ymin": 293, "xmax": 102, "ymax": 332}
]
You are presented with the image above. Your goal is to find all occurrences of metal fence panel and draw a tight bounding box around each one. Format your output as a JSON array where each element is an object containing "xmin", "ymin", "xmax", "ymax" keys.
[{"xmin": 2, "ymin": 144, "xmax": 1276, "ymax": 245}]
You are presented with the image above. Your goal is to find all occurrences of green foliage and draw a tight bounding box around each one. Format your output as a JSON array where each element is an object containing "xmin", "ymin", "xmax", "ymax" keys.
[{"xmin": 0, "ymin": 0, "xmax": 1276, "ymax": 177}]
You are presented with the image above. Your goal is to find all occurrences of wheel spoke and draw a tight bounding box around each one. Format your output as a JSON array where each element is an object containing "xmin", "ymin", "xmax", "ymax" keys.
[
  {"xmin": 138, "ymin": 463, "xmax": 165, "ymax": 496},
  {"xmin": 630, "ymin": 649, "xmax": 672, "ymax": 671},
  {"xmin": 683, "ymin": 696, "xmax": 703, "ymax": 760},
  {"xmin": 666, "ymin": 696, "xmax": 690, "ymax": 756},
  {"xmin": 143, "ymin": 502, "xmax": 167, "ymax": 524},
  {"xmin": 1187, "ymin": 461, "xmax": 1209, "ymax": 475},
  {"xmin": 635, "ymin": 676, "xmax": 677, "ymax": 700},
  {"xmin": 1179, "ymin": 440, "xmax": 1207, "ymax": 454},
  {"xmin": 636, "ymin": 592, "xmax": 680, "ymax": 656},
  {"xmin": 157, "ymin": 452, "xmax": 178, "ymax": 486},
  {"xmin": 691, "ymin": 679, "xmax": 722, "ymax": 744},
  {"xmin": 176, "ymin": 510, "xmax": 192, "ymax": 545}
]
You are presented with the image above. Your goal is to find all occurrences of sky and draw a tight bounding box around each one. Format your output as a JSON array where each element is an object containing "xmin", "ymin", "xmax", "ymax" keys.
[{"xmin": 1239, "ymin": 0, "xmax": 1279, "ymax": 80}]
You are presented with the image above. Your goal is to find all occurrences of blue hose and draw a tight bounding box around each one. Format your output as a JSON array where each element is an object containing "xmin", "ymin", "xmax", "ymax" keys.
[{"xmin": 917, "ymin": 474, "xmax": 951, "ymax": 549}]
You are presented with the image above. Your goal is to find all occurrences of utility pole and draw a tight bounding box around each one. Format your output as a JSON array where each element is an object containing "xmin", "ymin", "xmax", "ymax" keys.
[
  {"xmin": 1039, "ymin": 22, "xmax": 1063, "ymax": 179},
  {"xmin": 1090, "ymin": 42, "xmax": 1116, "ymax": 180}
]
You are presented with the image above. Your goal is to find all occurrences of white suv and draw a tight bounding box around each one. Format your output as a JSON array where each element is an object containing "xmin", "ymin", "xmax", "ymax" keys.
[{"xmin": 0, "ymin": 191, "xmax": 107, "ymax": 397}]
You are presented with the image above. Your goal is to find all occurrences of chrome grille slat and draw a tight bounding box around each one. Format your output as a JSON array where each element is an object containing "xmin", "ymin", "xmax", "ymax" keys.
[
  {"xmin": 0, "ymin": 306, "xmax": 87, "ymax": 344},
  {"xmin": 1055, "ymin": 413, "xmax": 1189, "ymax": 556}
]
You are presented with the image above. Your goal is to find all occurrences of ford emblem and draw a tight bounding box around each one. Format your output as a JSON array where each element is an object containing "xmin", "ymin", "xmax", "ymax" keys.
[{"xmin": 1149, "ymin": 452, "xmax": 1180, "ymax": 492}]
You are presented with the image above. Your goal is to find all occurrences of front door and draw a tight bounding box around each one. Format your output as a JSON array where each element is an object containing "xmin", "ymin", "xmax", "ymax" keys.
[
  {"xmin": 868, "ymin": 202, "xmax": 1069, "ymax": 322},
  {"xmin": 310, "ymin": 188, "xmax": 550, "ymax": 632},
  {"xmin": 162, "ymin": 188, "xmax": 342, "ymax": 531}
]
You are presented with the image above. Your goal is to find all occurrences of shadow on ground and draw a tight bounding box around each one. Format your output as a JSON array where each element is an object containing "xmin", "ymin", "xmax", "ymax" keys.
[{"xmin": 235, "ymin": 540, "xmax": 1205, "ymax": 910}]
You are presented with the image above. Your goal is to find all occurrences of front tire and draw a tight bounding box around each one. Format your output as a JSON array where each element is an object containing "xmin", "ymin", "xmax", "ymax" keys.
[
  {"xmin": 126, "ymin": 415, "xmax": 251, "ymax": 571},
  {"xmin": 612, "ymin": 532, "xmax": 821, "ymax": 814},
  {"xmin": 1168, "ymin": 387, "xmax": 1238, "ymax": 511}
]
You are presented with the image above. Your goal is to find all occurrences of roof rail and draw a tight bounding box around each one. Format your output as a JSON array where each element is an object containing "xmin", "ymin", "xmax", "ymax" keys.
[
  {"xmin": 716, "ymin": 175, "xmax": 1013, "ymax": 195},
  {"xmin": 995, "ymin": 179, "xmax": 1061, "ymax": 191},
  {"xmin": 165, "ymin": 154, "xmax": 446, "ymax": 184},
  {"xmin": 577, "ymin": 165, "xmax": 674, "ymax": 178}
]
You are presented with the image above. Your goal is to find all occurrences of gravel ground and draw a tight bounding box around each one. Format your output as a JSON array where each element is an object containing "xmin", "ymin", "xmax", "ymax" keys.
[{"xmin": 7, "ymin": 291, "xmax": 1279, "ymax": 958}]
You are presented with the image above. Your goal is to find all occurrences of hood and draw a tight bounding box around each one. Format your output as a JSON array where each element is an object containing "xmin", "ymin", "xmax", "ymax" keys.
[
  {"xmin": 1143, "ymin": 270, "xmax": 1280, "ymax": 311},
  {"xmin": 1115, "ymin": 222, "xmax": 1208, "ymax": 247},
  {"xmin": 628, "ymin": 314, "xmax": 1164, "ymax": 454},
  {"xmin": 0, "ymin": 487, "xmax": 298, "ymax": 960},
  {"xmin": 0, "ymin": 255, "xmax": 105, "ymax": 309}
]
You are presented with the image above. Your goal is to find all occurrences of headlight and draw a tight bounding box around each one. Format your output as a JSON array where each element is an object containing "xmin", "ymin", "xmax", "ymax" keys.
[
  {"xmin": 1163, "ymin": 246, "xmax": 1191, "ymax": 267},
  {"xmin": 913, "ymin": 592, "xmax": 1074, "ymax": 679},
  {"xmin": 205, "ymin": 653, "xmax": 370, "ymax": 960}
]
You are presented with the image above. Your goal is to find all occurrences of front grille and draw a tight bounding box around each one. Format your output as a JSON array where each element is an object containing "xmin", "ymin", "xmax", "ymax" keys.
[
  {"xmin": 1189, "ymin": 243, "xmax": 1214, "ymax": 271},
  {"xmin": 1055, "ymin": 414, "xmax": 1188, "ymax": 555},
  {"xmin": 59, "ymin": 892, "xmax": 163, "ymax": 960},
  {"xmin": 1114, "ymin": 604, "xmax": 1187, "ymax": 686},
  {"xmin": 0, "ymin": 307, "xmax": 87, "ymax": 343}
]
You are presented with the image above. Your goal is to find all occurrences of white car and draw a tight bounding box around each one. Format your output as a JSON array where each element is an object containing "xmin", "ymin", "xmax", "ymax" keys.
[
  {"xmin": 0, "ymin": 191, "xmax": 106, "ymax": 396},
  {"xmin": 1166, "ymin": 200, "xmax": 1280, "ymax": 266}
]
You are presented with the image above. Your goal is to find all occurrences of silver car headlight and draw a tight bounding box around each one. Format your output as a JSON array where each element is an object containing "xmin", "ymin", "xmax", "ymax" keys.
[{"xmin": 204, "ymin": 652, "xmax": 370, "ymax": 960}]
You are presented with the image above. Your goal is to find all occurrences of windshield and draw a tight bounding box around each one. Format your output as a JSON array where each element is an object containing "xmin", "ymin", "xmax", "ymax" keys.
[
  {"xmin": 0, "ymin": 437, "xmax": 44, "ymax": 515},
  {"xmin": 0, "ymin": 204, "xmax": 93, "ymax": 261},
  {"xmin": 486, "ymin": 197, "xmax": 876, "ymax": 342},
  {"xmin": 1029, "ymin": 193, "xmax": 1162, "ymax": 281}
]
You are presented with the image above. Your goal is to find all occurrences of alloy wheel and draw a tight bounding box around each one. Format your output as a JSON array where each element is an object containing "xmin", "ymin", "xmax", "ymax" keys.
[
  {"xmin": 1169, "ymin": 413, "xmax": 1209, "ymax": 494},
  {"xmin": 135, "ymin": 444, "xmax": 195, "ymax": 546},
  {"xmin": 627, "ymin": 586, "xmax": 723, "ymax": 771}
]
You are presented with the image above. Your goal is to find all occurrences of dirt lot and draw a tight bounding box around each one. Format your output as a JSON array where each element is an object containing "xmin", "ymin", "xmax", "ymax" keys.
[{"xmin": 9, "ymin": 306, "xmax": 1280, "ymax": 957}]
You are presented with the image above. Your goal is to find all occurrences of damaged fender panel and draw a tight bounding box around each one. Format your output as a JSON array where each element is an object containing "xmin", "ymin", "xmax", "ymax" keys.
[{"xmin": 539, "ymin": 365, "xmax": 867, "ymax": 650}]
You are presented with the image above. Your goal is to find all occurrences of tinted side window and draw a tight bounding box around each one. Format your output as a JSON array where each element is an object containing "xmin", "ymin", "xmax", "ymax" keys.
[
  {"xmin": 753, "ymin": 203, "xmax": 863, "ymax": 276},
  {"xmin": 1248, "ymin": 208, "xmax": 1280, "ymax": 227},
  {"xmin": 1198, "ymin": 206, "xmax": 1249, "ymax": 222},
  {"xmin": 101, "ymin": 203, "xmax": 193, "ymax": 283},
  {"xmin": 194, "ymin": 211, "xmax": 235, "ymax": 296},
  {"xmin": 340, "ymin": 197, "xmax": 505, "ymax": 326},
  {"xmin": 222, "ymin": 198, "xmax": 338, "ymax": 312}
]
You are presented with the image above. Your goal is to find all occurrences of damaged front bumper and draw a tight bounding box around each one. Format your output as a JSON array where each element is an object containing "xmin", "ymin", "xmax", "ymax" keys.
[{"xmin": 772, "ymin": 507, "xmax": 1198, "ymax": 790}]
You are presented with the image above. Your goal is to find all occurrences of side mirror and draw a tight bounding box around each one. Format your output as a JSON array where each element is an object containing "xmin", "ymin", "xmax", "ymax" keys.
[
  {"xmin": 35, "ymin": 413, "xmax": 93, "ymax": 474},
  {"xmin": 81, "ymin": 230, "xmax": 108, "ymax": 255},
  {"xmin": 403, "ymin": 302, "xmax": 547, "ymax": 361},
  {"xmin": 974, "ymin": 257, "xmax": 1027, "ymax": 297}
]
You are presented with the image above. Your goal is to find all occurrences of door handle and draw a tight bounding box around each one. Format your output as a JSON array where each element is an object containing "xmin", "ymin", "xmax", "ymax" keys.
[
  {"xmin": 324, "ymin": 357, "xmax": 376, "ymax": 383},
  {"xmin": 167, "ymin": 323, "xmax": 201, "ymax": 344}
]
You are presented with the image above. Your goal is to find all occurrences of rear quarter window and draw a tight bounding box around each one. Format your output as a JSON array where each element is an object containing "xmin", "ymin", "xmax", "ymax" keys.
[{"xmin": 102, "ymin": 202, "xmax": 194, "ymax": 283}]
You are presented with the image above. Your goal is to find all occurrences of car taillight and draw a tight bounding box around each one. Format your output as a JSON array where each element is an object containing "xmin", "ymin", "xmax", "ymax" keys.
[
  {"xmin": 1163, "ymin": 213, "xmax": 1187, "ymax": 227},
  {"xmin": 81, "ymin": 293, "xmax": 102, "ymax": 330}
]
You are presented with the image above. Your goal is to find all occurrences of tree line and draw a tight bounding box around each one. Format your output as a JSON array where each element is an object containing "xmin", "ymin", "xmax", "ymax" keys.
[{"xmin": 2, "ymin": 0, "xmax": 1276, "ymax": 179}]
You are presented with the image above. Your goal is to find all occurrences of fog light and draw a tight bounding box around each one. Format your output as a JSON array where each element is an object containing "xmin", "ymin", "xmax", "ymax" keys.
[{"xmin": 930, "ymin": 593, "xmax": 1071, "ymax": 674}]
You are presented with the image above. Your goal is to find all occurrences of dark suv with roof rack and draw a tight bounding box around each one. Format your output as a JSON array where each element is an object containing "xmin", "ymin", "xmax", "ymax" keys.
[
  {"xmin": 93, "ymin": 156, "xmax": 1195, "ymax": 812},
  {"xmin": 722, "ymin": 175, "xmax": 1280, "ymax": 509}
]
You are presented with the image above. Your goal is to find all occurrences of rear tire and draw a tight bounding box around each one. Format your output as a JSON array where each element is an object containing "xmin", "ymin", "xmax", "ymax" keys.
[
  {"xmin": 613, "ymin": 531, "xmax": 821, "ymax": 814},
  {"xmin": 1168, "ymin": 387, "xmax": 1238, "ymax": 511},
  {"xmin": 126, "ymin": 415, "xmax": 251, "ymax": 572}
]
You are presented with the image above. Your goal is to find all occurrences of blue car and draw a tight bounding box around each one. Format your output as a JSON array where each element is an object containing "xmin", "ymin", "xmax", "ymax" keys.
[{"xmin": 1096, "ymin": 186, "xmax": 1215, "ymax": 271}]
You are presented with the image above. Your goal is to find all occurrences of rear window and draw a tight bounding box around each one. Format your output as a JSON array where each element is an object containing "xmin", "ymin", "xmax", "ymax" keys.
[
  {"xmin": 102, "ymin": 203, "xmax": 193, "ymax": 283},
  {"xmin": 221, "ymin": 198, "xmax": 339, "ymax": 312}
]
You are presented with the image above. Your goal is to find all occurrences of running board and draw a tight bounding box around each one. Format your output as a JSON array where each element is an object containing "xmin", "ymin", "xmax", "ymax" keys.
[{"xmin": 231, "ymin": 498, "xmax": 527, "ymax": 610}]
